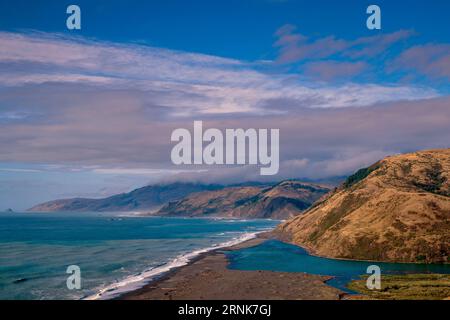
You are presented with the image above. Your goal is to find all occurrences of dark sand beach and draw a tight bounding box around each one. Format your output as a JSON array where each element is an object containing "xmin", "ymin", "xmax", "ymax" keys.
[{"xmin": 120, "ymin": 237, "xmax": 344, "ymax": 300}]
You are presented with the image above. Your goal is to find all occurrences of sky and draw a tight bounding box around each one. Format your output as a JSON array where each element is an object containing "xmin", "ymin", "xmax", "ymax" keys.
[{"xmin": 0, "ymin": 0, "xmax": 449, "ymax": 210}]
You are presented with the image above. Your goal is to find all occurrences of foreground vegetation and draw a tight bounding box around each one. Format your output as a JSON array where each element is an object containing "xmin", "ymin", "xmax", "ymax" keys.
[{"xmin": 347, "ymin": 274, "xmax": 450, "ymax": 300}]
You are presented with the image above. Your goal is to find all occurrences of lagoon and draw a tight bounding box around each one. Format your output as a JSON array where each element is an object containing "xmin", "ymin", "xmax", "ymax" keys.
[{"xmin": 226, "ymin": 240, "xmax": 450, "ymax": 292}]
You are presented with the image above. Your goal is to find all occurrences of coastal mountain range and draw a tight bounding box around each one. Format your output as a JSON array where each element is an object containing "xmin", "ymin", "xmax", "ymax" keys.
[
  {"xmin": 26, "ymin": 148, "xmax": 450, "ymax": 263},
  {"xmin": 274, "ymin": 149, "xmax": 450, "ymax": 263},
  {"xmin": 28, "ymin": 182, "xmax": 223, "ymax": 213},
  {"xmin": 157, "ymin": 180, "xmax": 330, "ymax": 219},
  {"xmin": 28, "ymin": 180, "xmax": 331, "ymax": 219}
]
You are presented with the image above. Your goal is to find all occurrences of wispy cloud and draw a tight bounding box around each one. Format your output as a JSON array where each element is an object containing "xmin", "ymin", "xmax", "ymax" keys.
[
  {"xmin": 0, "ymin": 30, "xmax": 448, "ymax": 189},
  {"xmin": 0, "ymin": 168, "xmax": 42, "ymax": 173},
  {"xmin": 272, "ymin": 24, "xmax": 449, "ymax": 84},
  {"xmin": 274, "ymin": 25, "xmax": 414, "ymax": 63},
  {"xmin": 92, "ymin": 168, "xmax": 207, "ymax": 176},
  {"xmin": 388, "ymin": 44, "xmax": 450, "ymax": 80},
  {"xmin": 303, "ymin": 61, "xmax": 368, "ymax": 81},
  {"xmin": 0, "ymin": 31, "xmax": 437, "ymax": 118}
]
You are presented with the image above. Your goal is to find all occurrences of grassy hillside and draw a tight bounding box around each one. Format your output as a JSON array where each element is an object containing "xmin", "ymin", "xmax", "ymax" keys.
[{"xmin": 275, "ymin": 149, "xmax": 450, "ymax": 263}]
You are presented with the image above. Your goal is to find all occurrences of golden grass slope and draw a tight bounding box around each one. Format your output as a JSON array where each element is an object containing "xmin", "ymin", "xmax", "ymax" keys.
[{"xmin": 275, "ymin": 149, "xmax": 450, "ymax": 263}]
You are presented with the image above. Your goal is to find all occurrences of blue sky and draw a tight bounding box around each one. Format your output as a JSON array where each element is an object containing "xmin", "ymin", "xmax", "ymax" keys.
[
  {"xmin": 0, "ymin": 1, "xmax": 449, "ymax": 209},
  {"xmin": 1, "ymin": 0, "xmax": 449, "ymax": 59},
  {"xmin": 1, "ymin": 0, "xmax": 449, "ymax": 89}
]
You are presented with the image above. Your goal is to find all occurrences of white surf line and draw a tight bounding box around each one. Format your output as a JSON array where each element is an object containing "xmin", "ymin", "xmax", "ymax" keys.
[{"xmin": 83, "ymin": 231, "xmax": 266, "ymax": 300}]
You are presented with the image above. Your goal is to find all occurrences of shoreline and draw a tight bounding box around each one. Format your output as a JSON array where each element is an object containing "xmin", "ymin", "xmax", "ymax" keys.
[
  {"xmin": 118, "ymin": 233, "xmax": 345, "ymax": 300},
  {"xmin": 85, "ymin": 231, "xmax": 272, "ymax": 300},
  {"xmin": 116, "ymin": 236, "xmax": 268, "ymax": 300}
]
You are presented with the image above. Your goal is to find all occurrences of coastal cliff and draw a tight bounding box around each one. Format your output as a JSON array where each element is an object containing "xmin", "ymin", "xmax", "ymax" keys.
[{"xmin": 274, "ymin": 149, "xmax": 450, "ymax": 263}]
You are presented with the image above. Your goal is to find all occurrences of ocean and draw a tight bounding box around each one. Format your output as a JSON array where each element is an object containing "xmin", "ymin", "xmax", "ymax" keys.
[{"xmin": 0, "ymin": 212, "xmax": 278, "ymax": 300}]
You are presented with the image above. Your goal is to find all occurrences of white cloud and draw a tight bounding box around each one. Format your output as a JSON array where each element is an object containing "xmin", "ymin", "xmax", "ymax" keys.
[
  {"xmin": 0, "ymin": 168, "xmax": 42, "ymax": 173},
  {"xmin": 0, "ymin": 31, "xmax": 448, "ymax": 188},
  {"xmin": 92, "ymin": 168, "xmax": 207, "ymax": 176},
  {"xmin": 0, "ymin": 31, "xmax": 439, "ymax": 116}
]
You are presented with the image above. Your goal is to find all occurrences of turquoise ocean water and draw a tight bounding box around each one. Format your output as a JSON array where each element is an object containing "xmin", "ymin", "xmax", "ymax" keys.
[
  {"xmin": 227, "ymin": 240, "xmax": 450, "ymax": 292},
  {"xmin": 0, "ymin": 212, "xmax": 278, "ymax": 300},
  {"xmin": 2, "ymin": 212, "xmax": 448, "ymax": 300}
]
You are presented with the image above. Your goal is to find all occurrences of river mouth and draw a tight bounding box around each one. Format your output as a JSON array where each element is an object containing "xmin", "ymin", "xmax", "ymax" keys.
[{"xmin": 226, "ymin": 240, "xmax": 450, "ymax": 293}]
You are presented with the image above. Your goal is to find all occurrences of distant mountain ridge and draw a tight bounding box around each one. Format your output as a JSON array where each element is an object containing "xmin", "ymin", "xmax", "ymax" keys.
[
  {"xmin": 274, "ymin": 149, "xmax": 450, "ymax": 263},
  {"xmin": 157, "ymin": 180, "xmax": 330, "ymax": 219},
  {"xmin": 28, "ymin": 179, "xmax": 330, "ymax": 219},
  {"xmin": 28, "ymin": 183, "xmax": 223, "ymax": 212}
]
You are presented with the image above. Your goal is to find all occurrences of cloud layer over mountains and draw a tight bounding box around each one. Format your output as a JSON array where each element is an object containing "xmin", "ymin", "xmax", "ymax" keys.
[{"xmin": 0, "ymin": 30, "xmax": 449, "ymax": 207}]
